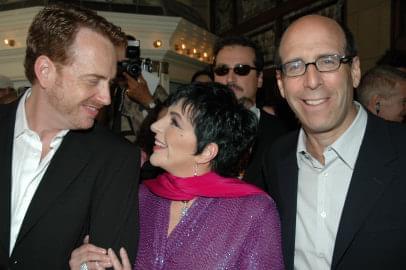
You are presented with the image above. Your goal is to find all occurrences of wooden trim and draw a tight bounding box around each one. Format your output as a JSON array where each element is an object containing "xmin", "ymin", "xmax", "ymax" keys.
[
  {"xmin": 391, "ymin": 0, "xmax": 405, "ymax": 50},
  {"xmin": 0, "ymin": 0, "xmax": 164, "ymax": 15},
  {"xmin": 213, "ymin": 0, "xmax": 343, "ymax": 37}
]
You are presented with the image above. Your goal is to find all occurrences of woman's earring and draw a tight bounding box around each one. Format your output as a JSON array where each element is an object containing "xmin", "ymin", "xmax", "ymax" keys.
[{"xmin": 193, "ymin": 164, "xmax": 198, "ymax": 176}]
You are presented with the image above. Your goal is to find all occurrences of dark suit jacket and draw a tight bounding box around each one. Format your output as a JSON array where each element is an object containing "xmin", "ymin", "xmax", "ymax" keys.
[
  {"xmin": 244, "ymin": 109, "xmax": 288, "ymax": 191},
  {"xmin": 0, "ymin": 100, "xmax": 140, "ymax": 269},
  {"xmin": 264, "ymin": 113, "xmax": 406, "ymax": 270}
]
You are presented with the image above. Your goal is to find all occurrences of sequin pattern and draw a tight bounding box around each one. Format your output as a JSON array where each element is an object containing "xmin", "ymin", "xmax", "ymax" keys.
[{"xmin": 135, "ymin": 185, "xmax": 284, "ymax": 269}]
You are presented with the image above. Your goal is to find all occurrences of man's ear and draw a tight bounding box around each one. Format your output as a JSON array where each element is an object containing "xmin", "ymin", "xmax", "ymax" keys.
[
  {"xmin": 276, "ymin": 70, "xmax": 286, "ymax": 98},
  {"xmin": 257, "ymin": 71, "xmax": 264, "ymax": 88},
  {"xmin": 34, "ymin": 55, "xmax": 56, "ymax": 88},
  {"xmin": 195, "ymin": 143, "xmax": 218, "ymax": 164},
  {"xmin": 367, "ymin": 94, "xmax": 381, "ymax": 115},
  {"xmin": 351, "ymin": 56, "xmax": 361, "ymax": 88}
]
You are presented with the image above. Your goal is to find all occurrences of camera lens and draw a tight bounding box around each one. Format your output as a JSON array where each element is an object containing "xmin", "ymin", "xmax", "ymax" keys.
[{"xmin": 127, "ymin": 62, "xmax": 141, "ymax": 79}]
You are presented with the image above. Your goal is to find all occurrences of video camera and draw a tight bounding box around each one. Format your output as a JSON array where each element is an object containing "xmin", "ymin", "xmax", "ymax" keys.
[{"xmin": 117, "ymin": 39, "xmax": 152, "ymax": 80}]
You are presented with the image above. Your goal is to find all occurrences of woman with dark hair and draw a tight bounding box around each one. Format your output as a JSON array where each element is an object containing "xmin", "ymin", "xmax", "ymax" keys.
[{"xmin": 70, "ymin": 82, "xmax": 284, "ymax": 269}]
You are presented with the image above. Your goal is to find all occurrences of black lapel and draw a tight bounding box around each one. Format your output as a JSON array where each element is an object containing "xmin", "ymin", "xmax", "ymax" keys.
[
  {"xmin": 15, "ymin": 130, "xmax": 91, "ymax": 245},
  {"xmin": 0, "ymin": 102, "xmax": 18, "ymax": 256},
  {"xmin": 273, "ymin": 132, "xmax": 299, "ymax": 270},
  {"xmin": 332, "ymin": 116, "xmax": 398, "ymax": 268}
]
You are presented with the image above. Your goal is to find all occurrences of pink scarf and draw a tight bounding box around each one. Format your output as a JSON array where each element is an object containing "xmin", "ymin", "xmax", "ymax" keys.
[{"xmin": 143, "ymin": 171, "xmax": 265, "ymax": 201}]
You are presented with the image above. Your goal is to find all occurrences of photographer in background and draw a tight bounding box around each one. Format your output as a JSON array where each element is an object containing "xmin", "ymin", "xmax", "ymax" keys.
[{"xmin": 109, "ymin": 35, "xmax": 168, "ymax": 142}]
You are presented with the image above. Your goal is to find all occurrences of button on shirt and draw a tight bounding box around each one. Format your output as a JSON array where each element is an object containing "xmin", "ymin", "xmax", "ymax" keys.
[
  {"xmin": 10, "ymin": 89, "xmax": 68, "ymax": 254},
  {"xmin": 294, "ymin": 102, "xmax": 367, "ymax": 270}
]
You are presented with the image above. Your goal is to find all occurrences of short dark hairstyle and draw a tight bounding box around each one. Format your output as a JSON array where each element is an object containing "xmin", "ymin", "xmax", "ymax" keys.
[
  {"xmin": 213, "ymin": 36, "xmax": 264, "ymax": 72},
  {"xmin": 166, "ymin": 82, "xmax": 258, "ymax": 177},
  {"xmin": 274, "ymin": 17, "xmax": 358, "ymax": 66},
  {"xmin": 24, "ymin": 4, "xmax": 126, "ymax": 83},
  {"xmin": 190, "ymin": 68, "xmax": 214, "ymax": 83}
]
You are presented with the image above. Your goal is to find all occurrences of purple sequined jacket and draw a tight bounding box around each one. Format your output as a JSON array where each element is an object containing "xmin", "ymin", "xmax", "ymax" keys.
[{"xmin": 135, "ymin": 184, "xmax": 284, "ymax": 269}]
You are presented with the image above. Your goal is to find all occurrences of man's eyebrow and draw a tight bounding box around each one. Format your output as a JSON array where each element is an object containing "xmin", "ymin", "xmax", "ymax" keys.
[{"xmin": 81, "ymin": 74, "xmax": 107, "ymax": 80}]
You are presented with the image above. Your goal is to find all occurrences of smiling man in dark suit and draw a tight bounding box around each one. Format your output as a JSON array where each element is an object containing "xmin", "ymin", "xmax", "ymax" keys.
[
  {"xmin": 0, "ymin": 4, "xmax": 139, "ymax": 269},
  {"xmin": 264, "ymin": 15, "xmax": 406, "ymax": 270}
]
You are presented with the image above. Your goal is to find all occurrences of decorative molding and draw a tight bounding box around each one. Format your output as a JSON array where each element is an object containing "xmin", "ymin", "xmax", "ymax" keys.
[
  {"xmin": 0, "ymin": 47, "xmax": 25, "ymax": 62},
  {"xmin": 0, "ymin": 7, "xmax": 216, "ymax": 85},
  {"xmin": 0, "ymin": 7, "xmax": 42, "ymax": 50}
]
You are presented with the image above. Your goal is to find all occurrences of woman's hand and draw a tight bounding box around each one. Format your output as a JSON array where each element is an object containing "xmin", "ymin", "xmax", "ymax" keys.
[
  {"xmin": 108, "ymin": 247, "xmax": 132, "ymax": 270},
  {"xmin": 69, "ymin": 235, "xmax": 112, "ymax": 270}
]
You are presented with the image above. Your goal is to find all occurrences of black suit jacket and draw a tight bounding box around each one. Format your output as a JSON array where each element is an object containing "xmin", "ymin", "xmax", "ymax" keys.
[
  {"xmin": 264, "ymin": 113, "xmax": 406, "ymax": 270},
  {"xmin": 244, "ymin": 109, "xmax": 288, "ymax": 191},
  {"xmin": 0, "ymin": 100, "xmax": 140, "ymax": 269}
]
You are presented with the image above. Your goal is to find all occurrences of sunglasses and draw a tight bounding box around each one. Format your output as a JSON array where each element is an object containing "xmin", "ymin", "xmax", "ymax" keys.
[{"xmin": 213, "ymin": 64, "xmax": 257, "ymax": 76}]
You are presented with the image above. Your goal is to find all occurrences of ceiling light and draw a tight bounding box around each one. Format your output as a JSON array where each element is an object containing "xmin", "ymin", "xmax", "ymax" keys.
[
  {"xmin": 153, "ymin": 40, "xmax": 162, "ymax": 48},
  {"xmin": 4, "ymin": 39, "xmax": 15, "ymax": 47}
]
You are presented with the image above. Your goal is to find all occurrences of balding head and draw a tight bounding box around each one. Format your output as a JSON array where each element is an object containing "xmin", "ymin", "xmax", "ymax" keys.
[{"xmin": 275, "ymin": 15, "xmax": 357, "ymax": 66}]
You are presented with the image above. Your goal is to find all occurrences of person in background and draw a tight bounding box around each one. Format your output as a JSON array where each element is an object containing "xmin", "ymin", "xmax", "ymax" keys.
[
  {"xmin": 71, "ymin": 82, "xmax": 284, "ymax": 269},
  {"xmin": 212, "ymin": 36, "xmax": 288, "ymax": 190},
  {"xmin": 357, "ymin": 65, "xmax": 406, "ymax": 123},
  {"xmin": 190, "ymin": 67, "xmax": 213, "ymax": 83},
  {"xmin": 256, "ymin": 74, "xmax": 300, "ymax": 131},
  {"xmin": 264, "ymin": 14, "xmax": 406, "ymax": 270},
  {"xmin": 109, "ymin": 35, "xmax": 168, "ymax": 142},
  {"xmin": 0, "ymin": 4, "xmax": 140, "ymax": 269},
  {"xmin": 0, "ymin": 74, "xmax": 17, "ymax": 104}
]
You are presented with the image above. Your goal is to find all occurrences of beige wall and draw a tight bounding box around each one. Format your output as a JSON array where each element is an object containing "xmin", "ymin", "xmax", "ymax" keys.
[
  {"xmin": 347, "ymin": 0, "xmax": 391, "ymax": 74},
  {"xmin": 0, "ymin": 7, "xmax": 216, "ymax": 87}
]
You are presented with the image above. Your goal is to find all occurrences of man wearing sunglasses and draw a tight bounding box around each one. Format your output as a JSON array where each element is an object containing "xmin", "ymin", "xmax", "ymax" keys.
[
  {"xmin": 212, "ymin": 36, "xmax": 288, "ymax": 190},
  {"xmin": 262, "ymin": 15, "xmax": 406, "ymax": 270}
]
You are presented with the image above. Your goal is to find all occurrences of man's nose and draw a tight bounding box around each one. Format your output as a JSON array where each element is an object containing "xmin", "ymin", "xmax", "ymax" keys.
[
  {"xmin": 97, "ymin": 83, "xmax": 112, "ymax": 106},
  {"xmin": 303, "ymin": 64, "xmax": 322, "ymax": 90}
]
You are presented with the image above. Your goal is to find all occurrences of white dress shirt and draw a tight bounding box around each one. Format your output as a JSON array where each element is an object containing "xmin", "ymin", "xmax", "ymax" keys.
[
  {"xmin": 294, "ymin": 102, "xmax": 367, "ymax": 270},
  {"xmin": 10, "ymin": 89, "xmax": 68, "ymax": 254}
]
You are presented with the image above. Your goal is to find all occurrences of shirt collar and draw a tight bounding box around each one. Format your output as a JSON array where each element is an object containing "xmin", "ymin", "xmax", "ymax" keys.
[
  {"xmin": 250, "ymin": 105, "xmax": 260, "ymax": 119},
  {"xmin": 14, "ymin": 88, "xmax": 32, "ymax": 139},
  {"xmin": 297, "ymin": 101, "xmax": 367, "ymax": 169},
  {"xmin": 330, "ymin": 101, "xmax": 367, "ymax": 169}
]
